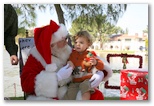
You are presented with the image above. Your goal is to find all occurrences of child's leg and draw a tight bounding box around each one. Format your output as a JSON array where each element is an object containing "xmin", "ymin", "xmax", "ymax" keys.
[
  {"xmin": 63, "ymin": 83, "xmax": 79, "ymax": 100},
  {"xmin": 82, "ymin": 91, "xmax": 90, "ymax": 100},
  {"xmin": 80, "ymin": 80, "xmax": 95, "ymax": 100}
]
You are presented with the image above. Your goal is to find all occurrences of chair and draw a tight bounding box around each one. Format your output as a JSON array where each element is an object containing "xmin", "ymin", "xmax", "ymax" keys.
[
  {"xmin": 18, "ymin": 37, "xmax": 34, "ymax": 99},
  {"xmin": 104, "ymin": 53, "xmax": 143, "ymax": 90}
]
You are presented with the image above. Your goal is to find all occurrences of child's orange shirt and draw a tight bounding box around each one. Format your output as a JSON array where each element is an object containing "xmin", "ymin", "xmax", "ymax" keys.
[{"xmin": 69, "ymin": 50, "xmax": 104, "ymax": 71}]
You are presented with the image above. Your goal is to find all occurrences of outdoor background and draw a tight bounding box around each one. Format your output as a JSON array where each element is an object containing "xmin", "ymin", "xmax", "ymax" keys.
[{"xmin": 1, "ymin": 1, "xmax": 153, "ymax": 106}]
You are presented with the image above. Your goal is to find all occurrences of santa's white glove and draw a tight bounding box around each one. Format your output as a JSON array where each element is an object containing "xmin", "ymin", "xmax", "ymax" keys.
[
  {"xmin": 57, "ymin": 64, "xmax": 73, "ymax": 81},
  {"xmin": 89, "ymin": 71, "xmax": 104, "ymax": 88}
]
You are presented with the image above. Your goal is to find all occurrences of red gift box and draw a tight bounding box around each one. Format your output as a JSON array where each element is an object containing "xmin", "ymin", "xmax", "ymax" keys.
[{"xmin": 120, "ymin": 69, "xmax": 148, "ymax": 100}]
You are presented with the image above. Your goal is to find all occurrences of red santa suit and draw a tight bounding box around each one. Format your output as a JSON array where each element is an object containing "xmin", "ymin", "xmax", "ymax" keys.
[{"xmin": 20, "ymin": 20, "xmax": 112, "ymax": 100}]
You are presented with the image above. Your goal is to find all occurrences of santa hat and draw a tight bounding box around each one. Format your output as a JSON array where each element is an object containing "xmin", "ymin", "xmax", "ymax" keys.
[{"xmin": 34, "ymin": 20, "xmax": 68, "ymax": 67}]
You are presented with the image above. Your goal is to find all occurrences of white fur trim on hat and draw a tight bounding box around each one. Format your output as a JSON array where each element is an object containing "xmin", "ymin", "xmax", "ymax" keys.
[
  {"xmin": 51, "ymin": 24, "xmax": 68, "ymax": 44},
  {"xmin": 45, "ymin": 63, "xmax": 57, "ymax": 72}
]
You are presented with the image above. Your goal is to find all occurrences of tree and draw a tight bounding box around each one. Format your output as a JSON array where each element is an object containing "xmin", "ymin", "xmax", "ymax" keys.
[
  {"xmin": 143, "ymin": 25, "xmax": 148, "ymax": 33},
  {"xmin": 12, "ymin": 4, "xmax": 127, "ymax": 37},
  {"xmin": 62, "ymin": 4, "xmax": 127, "ymax": 25},
  {"xmin": 145, "ymin": 38, "xmax": 148, "ymax": 51},
  {"xmin": 13, "ymin": 4, "xmax": 47, "ymax": 28},
  {"xmin": 69, "ymin": 14, "xmax": 125, "ymax": 43},
  {"xmin": 12, "ymin": 4, "xmax": 47, "ymax": 36}
]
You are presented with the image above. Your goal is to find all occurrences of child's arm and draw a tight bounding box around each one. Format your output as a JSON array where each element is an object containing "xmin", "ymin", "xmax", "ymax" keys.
[
  {"xmin": 88, "ymin": 51, "xmax": 104, "ymax": 70},
  {"xmin": 90, "ymin": 57, "xmax": 104, "ymax": 70},
  {"xmin": 67, "ymin": 61, "xmax": 75, "ymax": 70},
  {"xmin": 94, "ymin": 58, "xmax": 104, "ymax": 70}
]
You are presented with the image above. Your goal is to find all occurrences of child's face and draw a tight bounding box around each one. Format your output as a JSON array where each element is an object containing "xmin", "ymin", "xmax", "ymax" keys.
[{"xmin": 74, "ymin": 37, "xmax": 89, "ymax": 52}]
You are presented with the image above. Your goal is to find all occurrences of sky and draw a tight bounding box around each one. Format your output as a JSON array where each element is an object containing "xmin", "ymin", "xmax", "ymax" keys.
[
  {"xmin": 36, "ymin": 4, "xmax": 148, "ymax": 36},
  {"xmin": 116, "ymin": 4, "xmax": 148, "ymax": 35}
]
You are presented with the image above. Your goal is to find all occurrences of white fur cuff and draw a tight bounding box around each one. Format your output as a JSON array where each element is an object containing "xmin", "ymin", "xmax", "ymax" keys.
[
  {"xmin": 45, "ymin": 63, "xmax": 57, "ymax": 72},
  {"xmin": 35, "ymin": 70, "xmax": 58, "ymax": 98}
]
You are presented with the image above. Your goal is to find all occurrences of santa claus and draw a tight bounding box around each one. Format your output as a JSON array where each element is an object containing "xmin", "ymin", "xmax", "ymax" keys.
[{"xmin": 20, "ymin": 20, "xmax": 112, "ymax": 100}]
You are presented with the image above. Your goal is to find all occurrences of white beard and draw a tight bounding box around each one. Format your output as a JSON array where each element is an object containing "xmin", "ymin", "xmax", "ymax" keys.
[{"xmin": 51, "ymin": 44, "xmax": 72, "ymax": 70}]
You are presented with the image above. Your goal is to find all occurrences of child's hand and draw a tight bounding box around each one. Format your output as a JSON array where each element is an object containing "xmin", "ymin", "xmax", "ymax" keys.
[
  {"xmin": 89, "ymin": 57, "xmax": 97, "ymax": 66},
  {"xmin": 67, "ymin": 61, "xmax": 75, "ymax": 69}
]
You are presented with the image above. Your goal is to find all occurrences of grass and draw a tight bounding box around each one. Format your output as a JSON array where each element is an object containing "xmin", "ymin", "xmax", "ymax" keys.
[
  {"xmin": 104, "ymin": 97, "xmax": 120, "ymax": 100},
  {"xmin": 7, "ymin": 96, "xmax": 120, "ymax": 100},
  {"xmin": 7, "ymin": 97, "xmax": 24, "ymax": 100}
]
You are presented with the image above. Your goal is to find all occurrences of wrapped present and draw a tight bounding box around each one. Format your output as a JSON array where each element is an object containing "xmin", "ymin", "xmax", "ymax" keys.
[{"xmin": 120, "ymin": 69, "xmax": 148, "ymax": 100}]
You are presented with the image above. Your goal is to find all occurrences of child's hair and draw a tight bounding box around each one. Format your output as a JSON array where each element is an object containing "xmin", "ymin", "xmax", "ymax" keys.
[{"xmin": 73, "ymin": 30, "xmax": 93, "ymax": 46}]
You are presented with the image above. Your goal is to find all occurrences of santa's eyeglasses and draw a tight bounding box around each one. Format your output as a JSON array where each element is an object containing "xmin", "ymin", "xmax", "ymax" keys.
[
  {"xmin": 66, "ymin": 35, "xmax": 73, "ymax": 48},
  {"xmin": 65, "ymin": 35, "xmax": 70, "ymax": 42}
]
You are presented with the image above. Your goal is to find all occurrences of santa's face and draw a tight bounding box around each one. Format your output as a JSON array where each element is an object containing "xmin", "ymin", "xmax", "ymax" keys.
[
  {"xmin": 51, "ymin": 37, "xmax": 67, "ymax": 49},
  {"xmin": 51, "ymin": 42, "xmax": 72, "ymax": 62}
]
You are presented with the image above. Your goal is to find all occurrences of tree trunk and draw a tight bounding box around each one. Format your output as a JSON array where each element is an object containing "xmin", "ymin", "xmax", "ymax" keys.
[
  {"xmin": 54, "ymin": 4, "xmax": 73, "ymax": 48},
  {"xmin": 54, "ymin": 4, "xmax": 65, "ymax": 25}
]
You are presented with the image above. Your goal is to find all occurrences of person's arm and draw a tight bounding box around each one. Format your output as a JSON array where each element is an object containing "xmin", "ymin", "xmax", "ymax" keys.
[
  {"xmin": 96, "ymin": 56, "xmax": 113, "ymax": 82},
  {"xmin": 20, "ymin": 55, "xmax": 44, "ymax": 94},
  {"xmin": 21, "ymin": 54, "xmax": 60, "ymax": 98},
  {"xmin": 4, "ymin": 4, "xmax": 18, "ymax": 65},
  {"xmin": 57, "ymin": 63, "xmax": 73, "ymax": 86},
  {"xmin": 67, "ymin": 61, "xmax": 75, "ymax": 69},
  {"xmin": 4, "ymin": 4, "xmax": 18, "ymax": 56},
  {"xmin": 5, "ymin": 33, "xmax": 18, "ymax": 65},
  {"xmin": 56, "ymin": 53, "xmax": 74, "ymax": 86},
  {"xmin": 89, "ymin": 56, "xmax": 112, "ymax": 88},
  {"xmin": 5, "ymin": 30, "xmax": 18, "ymax": 65},
  {"xmin": 4, "ymin": 34, "xmax": 18, "ymax": 56},
  {"xmin": 10, "ymin": 55, "xmax": 18, "ymax": 65},
  {"xmin": 94, "ymin": 58, "xmax": 104, "ymax": 70}
]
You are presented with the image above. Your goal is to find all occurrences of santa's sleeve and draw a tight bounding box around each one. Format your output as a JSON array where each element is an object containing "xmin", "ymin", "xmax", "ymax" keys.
[
  {"xmin": 20, "ymin": 54, "xmax": 58, "ymax": 98},
  {"xmin": 96, "ymin": 56, "xmax": 113, "ymax": 82},
  {"xmin": 35, "ymin": 63, "xmax": 58, "ymax": 98},
  {"xmin": 20, "ymin": 54, "xmax": 44, "ymax": 94}
]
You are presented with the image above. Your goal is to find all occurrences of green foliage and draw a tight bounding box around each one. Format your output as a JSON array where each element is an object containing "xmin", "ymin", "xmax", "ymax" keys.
[
  {"xmin": 11, "ymin": 4, "xmax": 127, "ymax": 38},
  {"xmin": 18, "ymin": 27, "xmax": 26, "ymax": 36},
  {"xmin": 12, "ymin": 4, "xmax": 127, "ymax": 29},
  {"xmin": 104, "ymin": 97, "xmax": 120, "ymax": 100},
  {"xmin": 9, "ymin": 97, "xmax": 24, "ymax": 100},
  {"xmin": 143, "ymin": 25, "xmax": 148, "ymax": 33},
  {"xmin": 13, "ymin": 4, "xmax": 37, "ymax": 28},
  {"xmin": 63, "ymin": 4, "xmax": 127, "ymax": 25},
  {"xmin": 69, "ymin": 14, "xmax": 125, "ymax": 43},
  {"xmin": 145, "ymin": 38, "xmax": 148, "ymax": 49},
  {"xmin": 12, "ymin": 4, "xmax": 48, "ymax": 37}
]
